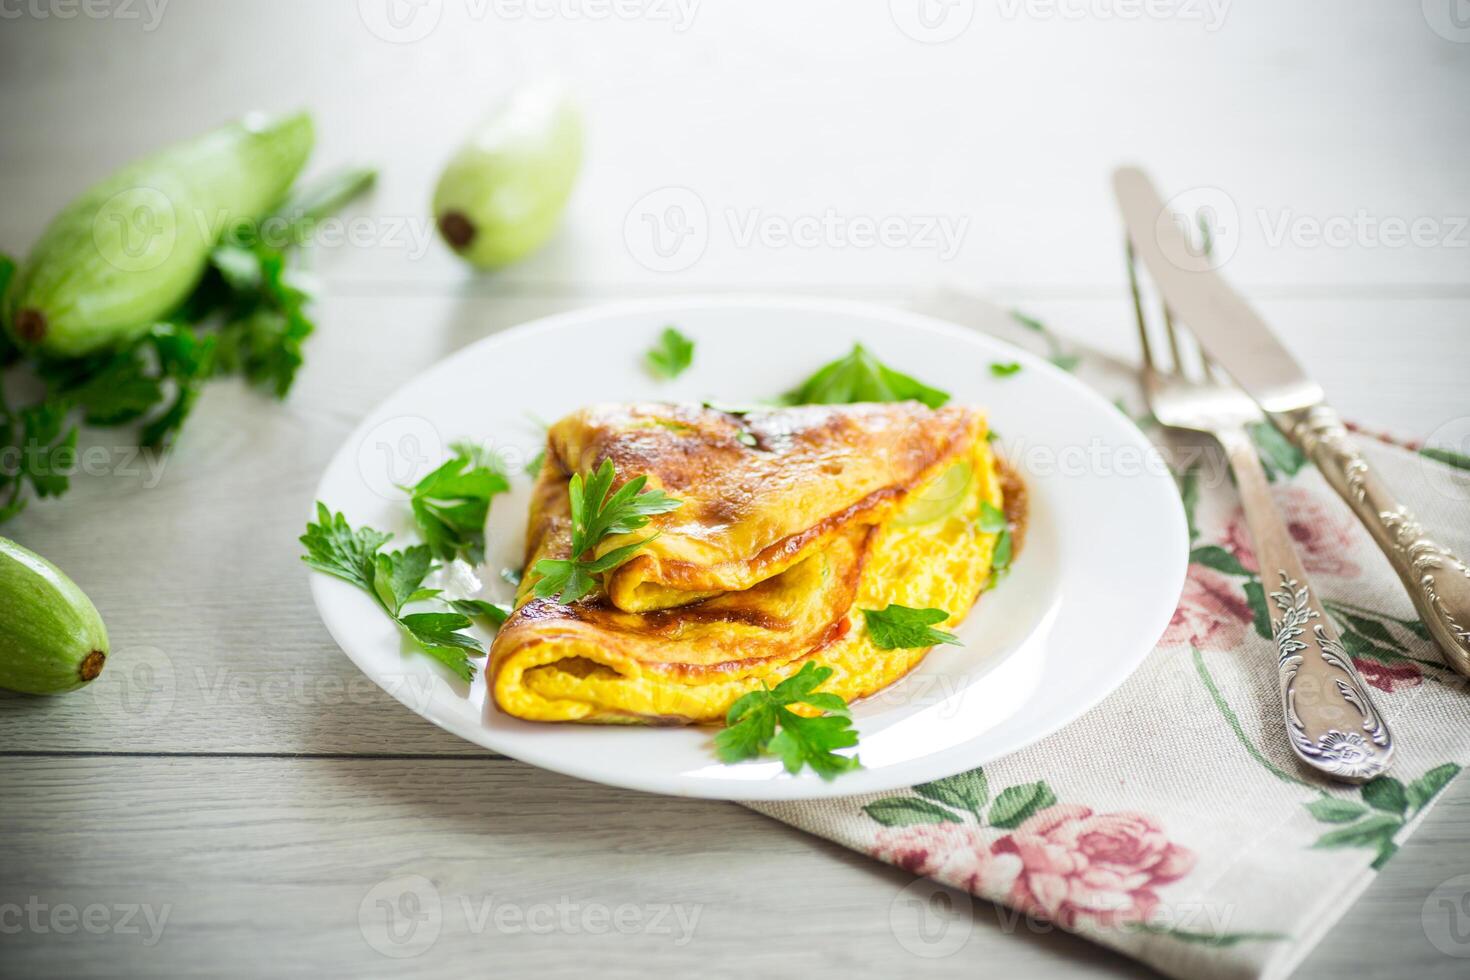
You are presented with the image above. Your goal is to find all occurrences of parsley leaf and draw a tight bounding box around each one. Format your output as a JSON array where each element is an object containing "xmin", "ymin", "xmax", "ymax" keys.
[
  {"xmin": 862, "ymin": 604, "xmax": 963, "ymax": 650},
  {"xmin": 300, "ymin": 502, "xmax": 392, "ymax": 592},
  {"xmin": 48, "ymin": 345, "xmax": 162, "ymax": 426},
  {"xmin": 141, "ymin": 322, "xmax": 216, "ymax": 447},
  {"xmin": 0, "ymin": 397, "xmax": 80, "ymax": 521},
  {"xmin": 784, "ymin": 344, "xmax": 949, "ymax": 409},
  {"xmin": 978, "ymin": 501, "xmax": 1007, "ymax": 533},
  {"xmin": 372, "ymin": 544, "xmax": 439, "ymax": 614},
  {"xmin": 645, "ymin": 326, "xmax": 694, "ymax": 379},
  {"xmin": 209, "ymin": 244, "xmax": 313, "ymax": 398},
  {"xmin": 397, "ymin": 612, "xmax": 481, "ymax": 682},
  {"xmin": 449, "ymin": 598, "xmax": 513, "ymax": 629},
  {"xmin": 989, "ymin": 361, "xmax": 1022, "ymax": 378},
  {"xmin": 20, "ymin": 403, "xmax": 78, "ymax": 500},
  {"xmin": 571, "ymin": 460, "xmax": 681, "ymax": 550},
  {"xmin": 300, "ymin": 504, "xmax": 485, "ymax": 682},
  {"xmin": 530, "ymin": 459, "xmax": 681, "ymax": 604},
  {"xmin": 407, "ymin": 444, "xmax": 511, "ymax": 565},
  {"xmin": 210, "ymin": 168, "xmax": 376, "ymax": 398},
  {"xmin": 531, "ymin": 537, "xmax": 652, "ymax": 605},
  {"xmin": 713, "ymin": 661, "xmax": 861, "ymax": 779}
]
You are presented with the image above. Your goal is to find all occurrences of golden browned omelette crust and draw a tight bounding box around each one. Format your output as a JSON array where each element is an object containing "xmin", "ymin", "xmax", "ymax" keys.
[
  {"xmin": 488, "ymin": 401, "xmax": 999, "ymax": 725},
  {"xmin": 535, "ymin": 401, "xmax": 982, "ymax": 612}
]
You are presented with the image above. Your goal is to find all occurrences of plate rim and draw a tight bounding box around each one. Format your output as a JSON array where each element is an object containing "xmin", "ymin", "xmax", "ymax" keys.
[{"xmin": 309, "ymin": 294, "xmax": 1188, "ymax": 800}]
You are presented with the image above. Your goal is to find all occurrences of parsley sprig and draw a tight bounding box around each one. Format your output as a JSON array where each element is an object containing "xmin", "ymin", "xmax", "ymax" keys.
[
  {"xmin": 530, "ymin": 459, "xmax": 682, "ymax": 604},
  {"xmin": 300, "ymin": 503, "xmax": 486, "ymax": 682},
  {"xmin": 0, "ymin": 168, "xmax": 376, "ymax": 525},
  {"xmin": 713, "ymin": 661, "xmax": 861, "ymax": 780},
  {"xmin": 0, "ymin": 396, "xmax": 76, "ymax": 523},
  {"xmin": 405, "ymin": 440, "xmax": 510, "ymax": 565},
  {"xmin": 784, "ymin": 343, "xmax": 949, "ymax": 409},
  {"xmin": 862, "ymin": 604, "xmax": 963, "ymax": 650},
  {"xmin": 645, "ymin": 325, "xmax": 694, "ymax": 380}
]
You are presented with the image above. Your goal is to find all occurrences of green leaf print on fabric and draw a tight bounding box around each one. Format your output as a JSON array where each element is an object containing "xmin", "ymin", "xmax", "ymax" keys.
[
  {"xmin": 861, "ymin": 765, "xmax": 1285, "ymax": 947},
  {"xmin": 914, "ymin": 769, "xmax": 989, "ymax": 819},
  {"xmin": 1194, "ymin": 644, "xmax": 1462, "ymax": 871},
  {"xmin": 987, "ymin": 782, "xmax": 1058, "ymax": 829},
  {"xmin": 862, "ymin": 797, "xmax": 963, "ymax": 827}
]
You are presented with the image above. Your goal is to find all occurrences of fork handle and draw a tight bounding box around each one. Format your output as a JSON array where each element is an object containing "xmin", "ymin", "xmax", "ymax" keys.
[
  {"xmin": 1276, "ymin": 404, "xmax": 1470, "ymax": 680},
  {"xmin": 1219, "ymin": 426, "xmax": 1394, "ymax": 784}
]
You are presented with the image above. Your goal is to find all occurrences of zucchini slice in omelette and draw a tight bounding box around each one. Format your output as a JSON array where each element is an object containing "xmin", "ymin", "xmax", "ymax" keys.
[{"xmin": 488, "ymin": 401, "xmax": 1016, "ymax": 725}]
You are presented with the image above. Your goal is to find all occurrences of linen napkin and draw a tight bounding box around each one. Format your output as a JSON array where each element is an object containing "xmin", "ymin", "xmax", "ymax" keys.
[{"xmin": 744, "ymin": 290, "xmax": 1470, "ymax": 980}]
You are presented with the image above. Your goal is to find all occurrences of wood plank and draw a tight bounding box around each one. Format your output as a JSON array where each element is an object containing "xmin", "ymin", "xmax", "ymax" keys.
[
  {"xmin": 4, "ymin": 3, "xmax": 1469, "ymax": 295},
  {"xmin": 0, "ymin": 757, "xmax": 1145, "ymax": 978},
  {"xmin": 1, "ymin": 756, "xmax": 1466, "ymax": 978}
]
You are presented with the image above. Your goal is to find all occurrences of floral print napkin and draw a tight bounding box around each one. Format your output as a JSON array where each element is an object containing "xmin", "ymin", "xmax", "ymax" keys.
[{"xmin": 744, "ymin": 291, "xmax": 1470, "ymax": 980}]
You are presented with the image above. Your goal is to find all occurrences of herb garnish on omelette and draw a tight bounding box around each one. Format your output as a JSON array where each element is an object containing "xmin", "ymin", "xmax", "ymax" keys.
[
  {"xmin": 302, "ymin": 343, "xmax": 1025, "ymax": 780},
  {"xmin": 487, "ymin": 399, "xmax": 1017, "ymax": 760}
]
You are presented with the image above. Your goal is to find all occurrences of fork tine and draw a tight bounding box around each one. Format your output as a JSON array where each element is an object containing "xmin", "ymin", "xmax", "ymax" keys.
[{"xmin": 1125, "ymin": 238, "xmax": 1157, "ymax": 372}]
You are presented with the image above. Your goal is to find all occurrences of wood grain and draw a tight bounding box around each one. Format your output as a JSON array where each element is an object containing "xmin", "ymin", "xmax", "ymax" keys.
[
  {"xmin": 0, "ymin": 758, "xmax": 1466, "ymax": 979},
  {"xmin": 1, "ymin": 3, "xmax": 1467, "ymax": 978}
]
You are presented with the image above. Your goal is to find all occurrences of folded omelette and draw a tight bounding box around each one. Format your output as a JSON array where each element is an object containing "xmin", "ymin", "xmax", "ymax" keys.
[{"xmin": 489, "ymin": 401, "xmax": 1014, "ymax": 725}]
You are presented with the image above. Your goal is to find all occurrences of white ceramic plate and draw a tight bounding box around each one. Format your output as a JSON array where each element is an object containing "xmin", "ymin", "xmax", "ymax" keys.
[{"xmin": 310, "ymin": 297, "xmax": 1187, "ymax": 800}]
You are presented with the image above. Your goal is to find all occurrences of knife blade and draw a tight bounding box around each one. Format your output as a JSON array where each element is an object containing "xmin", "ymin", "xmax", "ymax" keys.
[
  {"xmin": 1111, "ymin": 166, "xmax": 1324, "ymax": 414},
  {"xmin": 1112, "ymin": 165, "xmax": 1470, "ymax": 679}
]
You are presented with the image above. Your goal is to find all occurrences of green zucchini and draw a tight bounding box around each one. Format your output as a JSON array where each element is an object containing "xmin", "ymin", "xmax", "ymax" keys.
[
  {"xmin": 9, "ymin": 111, "xmax": 314, "ymax": 357},
  {"xmin": 433, "ymin": 84, "xmax": 582, "ymax": 269},
  {"xmin": 0, "ymin": 536, "xmax": 109, "ymax": 695}
]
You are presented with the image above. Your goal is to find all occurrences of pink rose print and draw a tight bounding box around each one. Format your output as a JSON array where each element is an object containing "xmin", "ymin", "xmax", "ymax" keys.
[
  {"xmin": 871, "ymin": 823, "xmax": 1022, "ymax": 896},
  {"xmin": 991, "ymin": 804, "xmax": 1196, "ymax": 929},
  {"xmin": 1353, "ymin": 657, "xmax": 1423, "ymax": 694},
  {"xmin": 1162, "ymin": 565, "xmax": 1252, "ymax": 650},
  {"xmin": 1224, "ymin": 486, "xmax": 1361, "ymax": 578}
]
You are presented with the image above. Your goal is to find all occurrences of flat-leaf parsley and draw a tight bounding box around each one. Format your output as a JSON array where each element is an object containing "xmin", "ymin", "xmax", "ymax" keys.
[
  {"xmin": 784, "ymin": 344, "xmax": 949, "ymax": 409},
  {"xmin": 645, "ymin": 326, "xmax": 695, "ymax": 380},
  {"xmin": 861, "ymin": 604, "xmax": 963, "ymax": 650},
  {"xmin": 301, "ymin": 503, "xmax": 485, "ymax": 682},
  {"xmin": 713, "ymin": 662, "xmax": 861, "ymax": 779},
  {"xmin": 530, "ymin": 459, "xmax": 682, "ymax": 604}
]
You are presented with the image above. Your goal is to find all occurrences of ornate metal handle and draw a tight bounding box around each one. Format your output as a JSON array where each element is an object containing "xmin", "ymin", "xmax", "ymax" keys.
[
  {"xmin": 1219, "ymin": 427, "xmax": 1394, "ymax": 783},
  {"xmin": 1278, "ymin": 405, "xmax": 1470, "ymax": 680}
]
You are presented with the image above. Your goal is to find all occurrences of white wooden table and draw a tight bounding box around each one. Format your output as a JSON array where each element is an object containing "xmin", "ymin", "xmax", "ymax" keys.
[{"xmin": 2, "ymin": 3, "xmax": 1468, "ymax": 976}]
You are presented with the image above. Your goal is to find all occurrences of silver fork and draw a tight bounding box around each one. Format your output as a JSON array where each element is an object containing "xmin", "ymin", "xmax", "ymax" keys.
[{"xmin": 1127, "ymin": 241, "xmax": 1394, "ymax": 784}]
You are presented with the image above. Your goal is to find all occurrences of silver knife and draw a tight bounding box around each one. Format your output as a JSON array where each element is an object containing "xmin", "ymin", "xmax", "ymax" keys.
[{"xmin": 1113, "ymin": 166, "xmax": 1470, "ymax": 679}]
